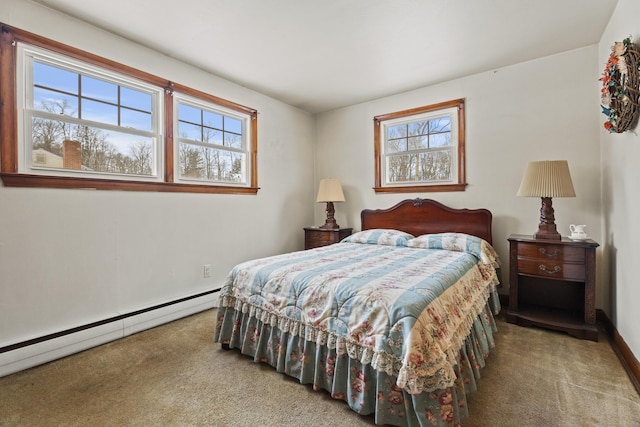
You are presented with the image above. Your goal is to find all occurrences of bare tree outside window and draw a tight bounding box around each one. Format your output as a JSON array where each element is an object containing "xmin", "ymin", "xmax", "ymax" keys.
[{"xmin": 31, "ymin": 100, "xmax": 154, "ymax": 176}]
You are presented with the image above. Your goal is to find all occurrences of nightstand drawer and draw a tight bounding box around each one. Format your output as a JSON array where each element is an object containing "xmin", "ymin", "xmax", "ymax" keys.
[
  {"xmin": 307, "ymin": 231, "xmax": 335, "ymax": 243},
  {"xmin": 518, "ymin": 242, "xmax": 585, "ymax": 263},
  {"xmin": 517, "ymin": 259, "xmax": 585, "ymax": 281},
  {"xmin": 304, "ymin": 228, "xmax": 352, "ymax": 250}
]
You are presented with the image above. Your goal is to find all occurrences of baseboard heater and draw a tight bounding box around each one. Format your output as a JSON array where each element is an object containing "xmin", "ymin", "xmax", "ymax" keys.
[{"xmin": 0, "ymin": 288, "xmax": 220, "ymax": 378}]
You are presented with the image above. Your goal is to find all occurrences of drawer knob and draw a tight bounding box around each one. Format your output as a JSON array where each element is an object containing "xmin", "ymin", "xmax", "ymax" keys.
[
  {"xmin": 539, "ymin": 264, "xmax": 562, "ymax": 274},
  {"xmin": 539, "ymin": 248, "xmax": 560, "ymax": 257}
]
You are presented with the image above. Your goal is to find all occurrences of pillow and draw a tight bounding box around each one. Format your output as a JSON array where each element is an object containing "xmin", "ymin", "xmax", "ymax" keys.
[
  {"xmin": 341, "ymin": 229, "xmax": 415, "ymax": 247},
  {"xmin": 407, "ymin": 232, "xmax": 500, "ymax": 267}
]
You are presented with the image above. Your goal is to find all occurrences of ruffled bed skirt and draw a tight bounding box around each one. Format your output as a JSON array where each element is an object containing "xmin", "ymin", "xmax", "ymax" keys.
[{"xmin": 214, "ymin": 290, "xmax": 500, "ymax": 427}]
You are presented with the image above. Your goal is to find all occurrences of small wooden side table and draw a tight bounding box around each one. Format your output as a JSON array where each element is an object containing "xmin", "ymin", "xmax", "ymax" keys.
[
  {"xmin": 507, "ymin": 234, "xmax": 599, "ymax": 341},
  {"xmin": 304, "ymin": 227, "xmax": 352, "ymax": 250}
]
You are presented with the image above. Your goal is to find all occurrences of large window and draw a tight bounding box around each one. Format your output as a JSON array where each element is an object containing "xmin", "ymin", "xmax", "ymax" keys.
[
  {"xmin": 19, "ymin": 45, "xmax": 163, "ymax": 180},
  {"xmin": 0, "ymin": 24, "xmax": 258, "ymax": 194},
  {"xmin": 373, "ymin": 99, "xmax": 466, "ymax": 193}
]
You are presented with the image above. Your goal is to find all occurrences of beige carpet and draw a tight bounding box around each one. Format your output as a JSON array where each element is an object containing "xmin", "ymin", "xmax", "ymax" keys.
[{"xmin": 0, "ymin": 309, "xmax": 638, "ymax": 426}]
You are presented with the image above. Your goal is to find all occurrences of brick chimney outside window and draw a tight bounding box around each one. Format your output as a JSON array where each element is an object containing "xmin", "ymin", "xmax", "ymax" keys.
[{"xmin": 62, "ymin": 139, "xmax": 82, "ymax": 170}]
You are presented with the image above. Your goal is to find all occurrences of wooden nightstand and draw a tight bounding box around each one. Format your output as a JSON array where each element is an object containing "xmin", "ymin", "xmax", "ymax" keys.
[
  {"xmin": 304, "ymin": 227, "xmax": 352, "ymax": 250},
  {"xmin": 507, "ymin": 234, "xmax": 599, "ymax": 341}
]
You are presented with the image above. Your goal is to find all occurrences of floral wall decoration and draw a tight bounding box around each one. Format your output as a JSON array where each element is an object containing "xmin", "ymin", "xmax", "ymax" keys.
[{"xmin": 600, "ymin": 37, "xmax": 640, "ymax": 133}]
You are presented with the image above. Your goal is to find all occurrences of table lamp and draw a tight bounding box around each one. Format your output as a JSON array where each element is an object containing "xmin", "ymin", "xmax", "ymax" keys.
[
  {"xmin": 517, "ymin": 160, "xmax": 576, "ymax": 240},
  {"xmin": 316, "ymin": 178, "xmax": 345, "ymax": 229}
]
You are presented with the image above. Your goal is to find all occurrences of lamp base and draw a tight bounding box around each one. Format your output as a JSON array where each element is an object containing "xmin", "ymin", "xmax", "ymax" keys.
[
  {"xmin": 319, "ymin": 221, "xmax": 340, "ymax": 230},
  {"xmin": 533, "ymin": 224, "xmax": 562, "ymax": 240},
  {"xmin": 319, "ymin": 201, "xmax": 340, "ymax": 229},
  {"xmin": 533, "ymin": 196, "xmax": 561, "ymax": 240}
]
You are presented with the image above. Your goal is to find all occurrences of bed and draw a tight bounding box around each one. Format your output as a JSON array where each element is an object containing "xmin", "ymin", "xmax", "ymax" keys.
[{"xmin": 214, "ymin": 198, "xmax": 501, "ymax": 426}]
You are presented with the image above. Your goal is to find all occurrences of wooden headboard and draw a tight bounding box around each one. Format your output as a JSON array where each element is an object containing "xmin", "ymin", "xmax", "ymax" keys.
[{"xmin": 361, "ymin": 198, "xmax": 493, "ymax": 244}]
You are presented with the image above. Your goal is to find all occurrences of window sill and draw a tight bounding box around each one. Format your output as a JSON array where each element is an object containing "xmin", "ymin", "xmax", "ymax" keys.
[
  {"xmin": 373, "ymin": 183, "xmax": 467, "ymax": 193},
  {"xmin": 0, "ymin": 173, "xmax": 259, "ymax": 194}
]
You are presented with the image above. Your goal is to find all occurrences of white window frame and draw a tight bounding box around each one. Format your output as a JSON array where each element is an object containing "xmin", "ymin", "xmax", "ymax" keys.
[
  {"xmin": 16, "ymin": 43, "xmax": 164, "ymax": 182},
  {"xmin": 173, "ymin": 93, "xmax": 252, "ymax": 187},
  {"xmin": 380, "ymin": 109, "xmax": 458, "ymax": 186}
]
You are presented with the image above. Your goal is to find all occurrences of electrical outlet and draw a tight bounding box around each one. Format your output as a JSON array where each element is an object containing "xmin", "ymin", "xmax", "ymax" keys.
[{"xmin": 203, "ymin": 264, "xmax": 212, "ymax": 278}]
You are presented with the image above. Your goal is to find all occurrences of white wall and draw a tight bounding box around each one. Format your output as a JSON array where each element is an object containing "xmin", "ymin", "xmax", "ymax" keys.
[
  {"xmin": 599, "ymin": 0, "xmax": 640, "ymax": 359},
  {"xmin": 0, "ymin": 0, "xmax": 315, "ymax": 347},
  {"xmin": 315, "ymin": 46, "xmax": 604, "ymax": 305}
]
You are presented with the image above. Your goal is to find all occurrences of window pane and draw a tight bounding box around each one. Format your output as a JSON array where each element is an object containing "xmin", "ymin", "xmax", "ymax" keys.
[
  {"xmin": 178, "ymin": 103, "xmax": 201, "ymax": 124},
  {"xmin": 33, "ymin": 87, "xmax": 79, "ymax": 118},
  {"xmin": 224, "ymin": 132, "xmax": 242, "ymax": 148},
  {"xmin": 386, "ymin": 150, "xmax": 453, "ymax": 183},
  {"xmin": 178, "ymin": 121, "xmax": 202, "ymax": 141},
  {"xmin": 81, "ymin": 75, "xmax": 117, "ymax": 104},
  {"xmin": 429, "ymin": 117, "xmax": 451, "ymax": 133},
  {"xmin": 179, "ymin": 143, "xmax": 245, "ymax": 183},
  {"xmin": 408, "ymin": 135, "xmax": 427, "ymax": 150},
  {"xmin": 202, "ymin": 148, "xmax": 244, "ymax": 182},
  {"xmin": 179, "ymin": 143, "xmax": 203, "ymax": 178},
  {"xmin": 120, "ymin": 86, "xmax": 151, "ymax": 112},
  {"xmin": 408, "ymin": 121, "xmax": 428, "ymax": 137},
  {"xmin": 32, "ymin": 117, "xmax": 67, "ymax": 158},
  {"xmin": 418, "ymin": 150, "xmax": 452, "ymax": 181},
  {"xmin": 386, "ymin": 153, "xmax": 419, "ymax": 183},
  {"xmin": 224, "ymin": 116, "xmax": 242, "ymax": 134},
  {"xmin": 30, "ymin": 118, "xmax": 154, "ymax": 176},
  {"xmin": 387, "ymin": 124, "xmax": 407, "ymax": 138},
  {"xmin": 203, "ymin": 128, "xmax": 223, "ymax": 145},
  {"xmin": 386, "ymin": 138, "xmax": 407, "ymax": 153},
  {"xmin": 429, "ymin": 132, "xmax": 451, "ymax": 147},
  {"xmin": 33, "ymin": 61, "xmax": 78, "ymax": 94},
  {"xmin": 203, "ymin": 111, "xmax": 223, "ymax": 129},
  {"xmin": 82, "ymin": 99, "xmax": 118, "ymax": 126},
  {"xmin": 121, "ymin": 107, "xmax": 152, "ymax": 132},
  {"xmin": 204, "ymin": 148, "xmax": 244, "ymax": 182}
]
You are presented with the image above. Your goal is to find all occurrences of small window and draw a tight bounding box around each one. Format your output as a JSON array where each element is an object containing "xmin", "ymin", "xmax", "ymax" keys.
[
  {"xmin": 374, "ymin": 99, "xmax": 466, "ymax": 193},
  {"xmin": 174, "ymin": 95, "xmax": 251, "ymax": 186}
]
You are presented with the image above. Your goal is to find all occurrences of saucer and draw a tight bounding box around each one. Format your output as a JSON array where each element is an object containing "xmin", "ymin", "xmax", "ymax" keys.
[{"xmin": 568, "ymin": 235, "xmax": 589, "ymax": 241}]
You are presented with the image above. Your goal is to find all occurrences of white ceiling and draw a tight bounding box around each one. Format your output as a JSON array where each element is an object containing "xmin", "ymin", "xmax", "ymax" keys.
[{"xmin": 34, "ymin": 0, "xmax": 617, "ymax": 114}]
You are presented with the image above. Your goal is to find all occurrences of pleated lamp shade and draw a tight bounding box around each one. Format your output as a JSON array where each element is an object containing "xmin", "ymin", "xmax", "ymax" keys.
[{"xmin": 517, "ymin": 160, "xmax": 576, "ymax": 198}]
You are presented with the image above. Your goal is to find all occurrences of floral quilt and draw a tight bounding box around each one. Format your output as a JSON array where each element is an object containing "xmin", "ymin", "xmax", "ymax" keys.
[{"xmin": 215, "ymin": 232, "xmax": 500, "ymax": 396}]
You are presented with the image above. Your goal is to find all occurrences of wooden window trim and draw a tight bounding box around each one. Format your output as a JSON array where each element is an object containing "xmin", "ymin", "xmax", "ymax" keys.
[
  {"xmin": 0, "ymin": 23, "xmax": 259, "ymax": 194},
  {"xmin": 373, "ymin": 98, "xmax": 466, "ymax": 193}
]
